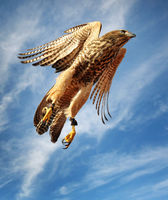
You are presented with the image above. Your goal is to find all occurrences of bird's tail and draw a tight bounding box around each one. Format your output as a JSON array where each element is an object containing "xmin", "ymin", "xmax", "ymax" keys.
[{"xmin": 49, "ymin": 111, "xmax": 66, "ymax": 143}]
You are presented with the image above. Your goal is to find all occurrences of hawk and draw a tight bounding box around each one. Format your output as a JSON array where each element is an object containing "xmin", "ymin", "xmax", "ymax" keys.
[{"xmin": 18, "ymin": 21, "xmax": 135, "ymax": 149}]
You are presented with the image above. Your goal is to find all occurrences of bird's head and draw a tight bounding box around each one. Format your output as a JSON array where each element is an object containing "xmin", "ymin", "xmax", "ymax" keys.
[{"xmin": 102, "ymin": 29, "xmax": 136, "ymax": 47}]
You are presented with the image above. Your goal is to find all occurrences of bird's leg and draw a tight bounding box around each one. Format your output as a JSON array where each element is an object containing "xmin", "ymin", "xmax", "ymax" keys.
[{"xmin": 62, "ymin": 118, "xmax": 78, "ymax": 149}]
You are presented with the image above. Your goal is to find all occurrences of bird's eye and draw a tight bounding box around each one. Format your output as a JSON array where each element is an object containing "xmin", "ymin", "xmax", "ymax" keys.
[{"xmin": 120, "ymin": 30, "xmax": 126, "ymax": 34}]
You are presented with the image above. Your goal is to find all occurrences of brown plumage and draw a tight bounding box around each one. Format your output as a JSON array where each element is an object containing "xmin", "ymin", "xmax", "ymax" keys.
[{"xmin": 18, "ymin": 21, "xmax": 135, "ymax": 145}]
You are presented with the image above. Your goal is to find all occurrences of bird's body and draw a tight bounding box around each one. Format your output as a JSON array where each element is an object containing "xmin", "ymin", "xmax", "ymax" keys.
[{"xmin": 18, "ymin": 21, "xmax": 135, "ymax": 148}]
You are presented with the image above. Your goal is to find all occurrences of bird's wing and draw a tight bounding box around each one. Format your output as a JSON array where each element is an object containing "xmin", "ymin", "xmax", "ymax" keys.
[
  {"xmin": 90, "ymin": 48, "xmax": 126, "ymax": 124},
  {"xmin": 18, "ymin": 21, "xmax": 102, "ymax": 72}
]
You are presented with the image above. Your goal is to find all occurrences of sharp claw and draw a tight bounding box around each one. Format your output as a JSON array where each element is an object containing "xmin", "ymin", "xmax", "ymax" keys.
[
  {"xmin": 62, "ymin": 124, "xmax": 76, "ymax": 149},
  {"xmin": 63, "ymin": 145, "xmax": 69, "ymax": 149},
  {"xmin": 62, "ymin": 139, "xmax": 71, "ymax": 149},
  {"xmin": 62, "ymin": 138, "xmax": 67, "ymax": 145}
]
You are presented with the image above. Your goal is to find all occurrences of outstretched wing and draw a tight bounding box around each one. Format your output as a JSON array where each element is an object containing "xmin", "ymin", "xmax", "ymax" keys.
[
  {"xmin": 90, "ymin": 48, "xmax": 126, "ymax": 123},
  {"xmin": 18, "ymin": 21, "xmax": 102, "ymax": 73}
]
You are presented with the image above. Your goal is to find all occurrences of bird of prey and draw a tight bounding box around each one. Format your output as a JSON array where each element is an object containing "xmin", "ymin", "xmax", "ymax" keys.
[{"xmin": 18, "ymin": 21, "xmax": 135, "ymax": 149}]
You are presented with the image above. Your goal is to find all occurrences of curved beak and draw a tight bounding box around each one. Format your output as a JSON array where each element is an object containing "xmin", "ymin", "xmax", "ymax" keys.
[{"xmin": 126, "ymin": 31, "xmax": 136, "ymax": 38}]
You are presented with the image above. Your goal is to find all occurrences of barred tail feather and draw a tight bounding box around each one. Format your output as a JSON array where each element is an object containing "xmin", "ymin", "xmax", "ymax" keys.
[{"xmin": 49, "ymin": 111, "xmax": 66, "ymax": 143}]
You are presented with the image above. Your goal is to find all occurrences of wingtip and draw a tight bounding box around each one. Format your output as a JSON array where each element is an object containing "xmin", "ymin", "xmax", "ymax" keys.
[
  {"xmin": 18, "ymin": 55, "xmax": 27, "ymax": 59},
  {"xmin": 18, "ymin": 53, "xmax": 24, "ymax": 56},
  {"xmin": 32, "ymin": 62, "xmax": 38, "ymax": 66},
  {"xmin": 17, "ymin": 56, "xmax": 22, "ymax": 59},
  {"xmin": 20, "ymin": 60, "xmax": 27, "ymax": 64},
  {"xmin": 102, "ymin": 118, "xmax": 105, "ymax": 124}
]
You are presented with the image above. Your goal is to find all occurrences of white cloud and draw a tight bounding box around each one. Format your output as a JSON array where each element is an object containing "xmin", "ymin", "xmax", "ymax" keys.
[
  {"xmin": 147, "ymin": 100, "xmax": 168, "ymax": 120},
  {"xmin": 99, "ymin": 0, "xmax": 136, "ymax": 33},
  {"xmin": 153, "ymin": 179, "xmax": 168, "ymax": 190},
  {"xmin": 0, "ymin": 179, "xmax": 12, "ymax": 189},
  {"xmin": 0, "ymin": 66, "xmax": 46, "ymax": 132},
  {"xmin": 17, "ymin": 136, "xmax": 58, "ymax": 199},
  {"xmin": 130, "ymin": 178, "xmax": 168, "ymax": 200},
  {"xmin": 57, "ymin": 146, "xmax": 168, "ymax": 197},
  {"xmin": 49, "ymin": 143, "xmax": 91, "ymax": 180},
  {"xmin": 0, "ymin": 1, "xmax": 43, "ymax": 93},
  {"xmin": 59, "ymin": 183, "xmax": 79, "ymax": 196},
  {"xmin": 0, "ymin": 132, "xmax": 59, "ymax": 199},
  {"xmin": 0, "ymin": 1, "xmax": 46, "ymax": 131},
  {"xmin": 60, "ymin": 0, "xmax": 93, "ymax": 21},
  {"xmin": 0, "ymin": 0, "xmax": 57, "ymax": 132},
  {"xmin": 84, "ymin": 146, "xmax": 168, "ymax": 190}
]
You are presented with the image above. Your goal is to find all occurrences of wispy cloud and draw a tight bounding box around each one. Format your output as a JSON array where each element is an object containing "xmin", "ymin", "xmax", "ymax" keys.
[
  {"xmin": 85, "ymin": 147, "xmax": 168, "ymax": 189},
  {"xmin": 153, "ymin": 178, "xmax": 168, "ymax": 190},
  {"xmin": 57, "ymin": 146, "xmax": 168, "ymax": 198},
  {"xmin": 0, "ymin": 179, "xmax": 12, "ymax": 189},
  {"xmin": 0, "ymin": 132, "xmax": 59, "ymax": 199},
  {"xmin": 59, "ymin": 184, "xmax": 79, "ymax": 196},
  {"xmin": 99, "ymin": 0, "xmax": 137, "ymax": 33},
  {"xmin": 16, "ymin": 136, "xmax": 58, "ymax": 199},
  {"xmin": 0, "ymin": 66, "xmax": 46, "ymax": 132},
  {"xmin": 0, "ymin": 0, "xmax": 58, "ymax": 132},
  {"xmin": 0, "ymin": 1, "xmax": 46, "ymax": 131},
  {"xmin": 0, "ymin": 1, "xmax": 44, "ymax": 93},
  {"xmin": 130, "ymin": 177, "xmax": 168, "ymax": 200},
  {"xmin": 60, "ymin": 0, "xmax": 93, "ymax": 21}
]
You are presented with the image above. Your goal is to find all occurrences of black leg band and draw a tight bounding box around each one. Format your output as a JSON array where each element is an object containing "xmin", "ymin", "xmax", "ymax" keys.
[{"xmin": 70, "ymin": 117, "xmax": 78, "ymax": 126}]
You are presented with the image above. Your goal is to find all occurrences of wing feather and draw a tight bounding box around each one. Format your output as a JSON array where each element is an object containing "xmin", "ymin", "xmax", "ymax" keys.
[
  {"xmin": 18, "ymin": 21, "xmax": 102, "ymax": 72},
  {"xmin": 91, "ymin": 69, "xmax": 107, "ymax": 104},
  {"xmin": 38, "ymin": 39, "xmax": 80, "ymax": 66},
  {"xmin": 19, "ymin": 36, "xmax": 75, "ymax": 65},
  {"xmin": 26, "ymin": 34, "xmax": 71, "ymax": 51},
  {"xmin": 64, "ymin": 23, "xmax": 87, "ymax": 33},
  {"xmin": 53, "ymin": 45, "xmax": 81, "ymax": 72},
  {"xmin": 90, "ymin": 48, "xmax": 126, "ymax": 123}
]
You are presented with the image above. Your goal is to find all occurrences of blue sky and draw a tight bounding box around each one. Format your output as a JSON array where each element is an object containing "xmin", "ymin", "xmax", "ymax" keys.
[{"xmin": 0, "ymin": 0, "xmax": 168, "ymax": 199}]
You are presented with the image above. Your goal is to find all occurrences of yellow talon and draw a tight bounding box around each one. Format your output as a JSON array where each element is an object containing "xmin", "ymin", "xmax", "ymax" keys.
[
  {"xmin": 62, "ymin": 125, "xmax": 76, "ymax": 149},
  {"xmin": 42, "ymin": 107, "xmax": 52, "ymax": 123},
  {"xmin": 65, "ymin": 126, "xmax": 76, "ymax": 142}
]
